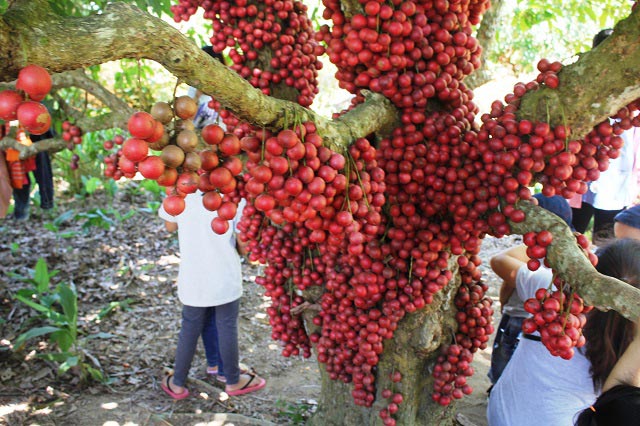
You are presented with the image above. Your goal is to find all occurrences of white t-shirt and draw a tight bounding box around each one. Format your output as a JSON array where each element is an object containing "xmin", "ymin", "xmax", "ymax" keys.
[
  {"xmin": 487, "ymin": 265, "xmax": 597, "ymax": 426},
  {"xmin": 158, "ymin": 192, "xmax": 245, "ymax": 307},
  {"xmin": 583, "ymin": 126, "xmax": 640, "ymax": 210}
]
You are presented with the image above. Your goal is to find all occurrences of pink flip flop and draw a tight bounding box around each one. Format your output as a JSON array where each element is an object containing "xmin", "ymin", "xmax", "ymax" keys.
[
  {"xmin": 225, "ymin": 374, "xmax": 266, "ymax": 396},
  {"xmin": 161, "ymin": 375, "xmax": 190, "ymax": 400}
]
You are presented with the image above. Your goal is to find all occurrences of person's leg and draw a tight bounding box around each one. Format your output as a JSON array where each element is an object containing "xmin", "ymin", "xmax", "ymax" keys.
[
  {"xmin": 12, "ymin": 177, "xmax": 31, "ymax": 220},
  {"xmin": 488, "ymin": 314, "xmax": 524, "ymax": 385},
  {"xmin": 33, "ymin": 152, "xmax": 54, "ymax": 210},
  {"xmin": 216, "ymin": 299, "xmax": 266, "ymax": 393},
  {"xmin": 202, "ymin": 306, "xmax": 224, "ymax": 376},
  {"xmin": 215, "ymin": 299, "xmax": 240, "ymax": 385},
  {"xmin": 171, "ymin": 305, "xmax": 208, "ymax": 390},
  {"xmin": 572, "ymin": 203, "xmax": 595, "ymax": 234}
]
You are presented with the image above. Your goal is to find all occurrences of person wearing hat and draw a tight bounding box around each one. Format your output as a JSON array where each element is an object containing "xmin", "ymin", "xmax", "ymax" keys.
[
  {"xmin": 614, "ymin": 204, "xmax": 640, "ymax": 240},
  {"xmin": 487, "ymin": 193, "xmax": 575, "ymax": 385}
]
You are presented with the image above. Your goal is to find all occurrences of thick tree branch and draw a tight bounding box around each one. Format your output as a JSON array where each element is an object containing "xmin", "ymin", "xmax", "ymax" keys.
[
  {"xmin": 508, "ymin": 201, "xmax": 640, "ymax": 321},
  {"xmin": 0, "ymin": 2, "xmax": 397, "ymax": 151},
  {"xmin": 0, "ymin": 135, "xmax": 67, "ymax": 158},
  {"xmin": 518, "ymin": 7, "xmax": 640, "ymax": 139},
  {"xmin": 464, "ymin": 0, "xmax": 507, "ymax": 90}
]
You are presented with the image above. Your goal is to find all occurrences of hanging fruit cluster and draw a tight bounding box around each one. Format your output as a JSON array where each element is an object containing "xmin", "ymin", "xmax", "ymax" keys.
[
  {"xmin": 158, "ymin": 0, "xmax": 640, "ymax": 422},
  {"xmin": 522, "ymin": 284, "xmax": 593, "ymax": 360},
  {"xmin": 171, "ymin": 0, "xmax": 325, "ymax": 136},
  {"xmin": 0, "ymin": 65, "xmax": 52, "ymax": 135}
]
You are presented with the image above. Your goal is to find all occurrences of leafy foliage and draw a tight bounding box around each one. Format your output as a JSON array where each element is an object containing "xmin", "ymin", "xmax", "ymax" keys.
[
  {"xmin": 489, "ymin": 0, "xmax": 630, "ymax": 73},
  {"xmin": 10, "ymin": 258, "xmax": 110, "ymax": 383}
]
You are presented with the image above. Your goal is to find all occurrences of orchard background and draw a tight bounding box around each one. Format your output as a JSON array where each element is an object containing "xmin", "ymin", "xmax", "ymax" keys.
[{"xmin": 1, "ymin": 0, "xmax": 640, "ymax": 425}]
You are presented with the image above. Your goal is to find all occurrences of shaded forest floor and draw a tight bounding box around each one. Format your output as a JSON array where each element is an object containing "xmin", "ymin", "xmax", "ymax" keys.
[{"xmin": 0, "ymin": 183, "xmax": 514, "ymax": 425}]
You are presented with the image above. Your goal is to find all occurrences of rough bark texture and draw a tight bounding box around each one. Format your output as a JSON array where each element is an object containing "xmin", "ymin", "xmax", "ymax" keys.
[
  {"xmin": 509, "ymin": 202, "xmax": 640, "ymax": 321},
  {"xmin": 308, "ymin": 260, "xmax": 461, "ymax": 426},
  {"xmin": 0, "ymin": 0, "xmax": 398, "ymax": 151},
  {"xmin": 518, "ymin": 7, "xmax": 640, "ymax": 139},
  {"xmin": 464, "ymin": 0, "xmax": 506, "ymax": 90}
]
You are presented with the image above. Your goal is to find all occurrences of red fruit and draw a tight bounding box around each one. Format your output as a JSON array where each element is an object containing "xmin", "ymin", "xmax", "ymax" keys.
[
  {"xmin": 128, "ymin": 111, "xmax": 156, "ymax": 139},
  {"xmin": 217, "ymin": 201, "xmax": 237, "ymax": 220},
  {"xmin": 211, "ymin": 216, "xmax": 230, "ymax": 234},
  {"xmin": 536, "ymin": 230, "xmax": 553, "ymax": 247},
  {"xmin": 163, "ymin": 195, "xmax": 185, "ymax": 216},
  {"xmin": 122, "ymin": 138, "xmax": 149, "ymax": 162},
  {"xmin": 219, "ymin": 134, "xmax": 241, "ymax": 156},
  {"xmin": 16, "ymin": 101, "xmax": 51, "ymax": 135},
  {"xmin": 200, "ymin": 150, "xmax": 219, "ymax": 170},
  {"xmin": 202, "ymin": 124, "xmax": 225, "ymax": 145},
  {"xmin": 156, "ymin": 167, "xmax": 178, "ymax": 186},
  {"xmin": 202, "ymin": 191, "xmax": 222, "ymax": 211},
  {"xmin": 146, "ymin": 120, "xmax": 165, "ymax": 143},
  {"xmin": 209, "ymin": 167, "xmax": 234, "ymax": 188},
  {"xmin": 255, "ymin": 194, "xmax": 276, "ymax": 212},
  {"xmin": 0, "ymin": 90, "xmax": 24, "ymax": 120},
  {"xmin": 176, "ymin": 172, "xmax": 199, "ymax": 194},
  {"xmin": 16, "ymin": 65, "xmax": 52, "ymax": 101},
  {"xmin": 137, "ymin": 155, "xmax": 165, "ymax": 180}
]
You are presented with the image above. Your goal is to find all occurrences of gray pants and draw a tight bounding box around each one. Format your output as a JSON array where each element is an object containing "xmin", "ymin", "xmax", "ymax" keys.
[{"xmin": 172, "ymin": 299, "xmax": 241, "ymax": 386}]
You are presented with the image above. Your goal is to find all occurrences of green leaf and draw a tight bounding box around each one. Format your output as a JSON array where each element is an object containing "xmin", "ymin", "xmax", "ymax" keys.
[
  {"xmin": 50, "ymin": 329, "xmax": 74, "ymax": 352},
  {"xmin": 87, "ymin": 367, "xmax": 105, "ymax": 382},
  {"xmin": 15, "ymin": 288, "xmax": 37, "ymax": 299},
  {"xmin": 57, "ymin": 283, "xmax": 78, "ymax": 333},
  {"xmin": 43, "ymin": 223, "xmax": 59, "ymax": 232},
  {"xmin": 33, "ymin": 258, "xmax": 50, "ymax": 294},
  {"xmin": 14, "ymin": 294, "xmax": 50, "ymax": 314},
  {"xmin": 38, "ymin": 351, "xmax": 76, "ymax": 362},
  {"xmin": 81, "ymin": 176, "xmax": 102, "ymax": 195},
  {"xmin": 83, "ymin": 332, "xmax": 114, "ymax": 340},
  {"xmin": 58, "ymin": 355, "xmax": 79, "ymax": 374},
  {"xmin": 15, "ymin": 326, "xmax": 62, "ymax": 347}
]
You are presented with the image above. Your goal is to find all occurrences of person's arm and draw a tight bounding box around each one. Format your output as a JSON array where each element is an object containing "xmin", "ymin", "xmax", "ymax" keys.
[
  {"xmin": 164, "ymin": 220, "xmax": 177, "ymax": 233},
  {"xmin": 602, "ymin": 320, "xmax": 640, "ymax": 392},
  {"xmin": 236, "ymin": 236, "xmax": 247, "ymax": 256},
  {"xmin": 490, "ymin": 244, "xmax": 528, "ymax": 289}
]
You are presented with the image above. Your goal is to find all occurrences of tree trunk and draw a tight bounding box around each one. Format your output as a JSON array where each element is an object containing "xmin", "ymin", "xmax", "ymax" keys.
[{"xmin": 307, "ymin": 261, "xmax": 462, "ymax": 426}]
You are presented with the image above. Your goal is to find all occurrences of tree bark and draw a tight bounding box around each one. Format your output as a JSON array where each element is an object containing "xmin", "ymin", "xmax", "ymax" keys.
[
  {"xmin": 509, "ymin": 201, "xmax": 640, "ymax": 321},
  {"xmin": 308, "ymin": 261, "xmax": 461, "ymax": 426},
  {"xmin": 518, "ymin": 6, "xmax": 640, "ymax": 139},
  {"xmin": 464, "ymin": 0, "xmax": 508, "ymax": 90}
]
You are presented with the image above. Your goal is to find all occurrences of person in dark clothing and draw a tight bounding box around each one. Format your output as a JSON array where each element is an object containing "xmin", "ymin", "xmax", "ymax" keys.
[{"xmin": 12, "ymin": 129, "xmax": 54, "ymax": 219}]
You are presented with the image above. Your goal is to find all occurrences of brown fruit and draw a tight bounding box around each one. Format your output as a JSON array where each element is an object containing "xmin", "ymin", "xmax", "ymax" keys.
[
  {"xmin": 150, "ymin": 101, "xmax": 174, "ymax": 124},
  {"xmin": 148, "ymin": 130, "xmax": 170, "ymax": 151},
  {"xmin": 177, "ymin": 129, "xmax": 198, "ymax": 152},
  {"xmin": 182, "ymin": 151, "xmax": 202, "ymax": 171},
  {"xmin": 160, "ymin": 144, "xmax": 185, "ymax": 168},
  {"xmin": 174, "ymin": 119, "xmax": 195, "ymax": 132},
  {"xmin": 174, "ymin": 95, "xmax": 197, "ymax": 120}
]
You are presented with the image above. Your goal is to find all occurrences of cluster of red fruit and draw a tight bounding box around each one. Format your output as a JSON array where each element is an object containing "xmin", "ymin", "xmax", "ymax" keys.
[
  {"xmin": 379, "ymin": 372, "xmax": 403, "ymax": 426},
  {"xmin": 479, "ymin": 61, "xmax": 640, "ymax": 210},
  {"xmin": 172, "ymin": 0, "xmax": 325, "ymax": 138},
  {"xmin": 432, "ymin": 255, "xmax": 493, "ymax": 405},
  {"xmin": 522, "ymin": 285, "xmax": 592, "ymax": 360},
  {"xmin": 240, "ymin": 137, "xmax": 388, "ymax": 368},
  {"xmin": 105, "ymin": 96, "xmax": 247, "ymax": 234},
  {"xmin": 318, "ymin": 0, "xmax": 489, "ymax": 109},
  {"xmin": 62, "ymin": 121, "xmax": 84, "ymax": 150},
  {"xmin": 0, "ymin": 65, "xmax": 52, "ymax": 135},
  {"xmin": 160, "ymin": 0, "xmax": 638, "ymax": 419}
]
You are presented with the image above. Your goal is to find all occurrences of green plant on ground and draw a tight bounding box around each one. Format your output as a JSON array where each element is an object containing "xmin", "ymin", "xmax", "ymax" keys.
[
  {"xmin": 74, "ymin": 207, "xmax": 137, "ymax": 231},
  {"xmin": 10, "ymin": 258, "xmax": 111, "ymax": 383},
  {"xmin": 275, "ymin": 399, "xmax": 317, "ymax": 425}
]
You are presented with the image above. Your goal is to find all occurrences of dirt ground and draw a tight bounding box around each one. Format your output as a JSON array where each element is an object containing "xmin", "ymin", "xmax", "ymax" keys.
[{"xmin": 0, "ymin": 185, "xmax": 516, "ymax": 426}]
